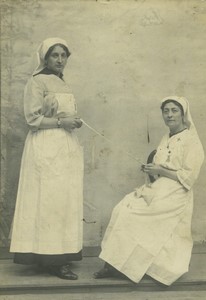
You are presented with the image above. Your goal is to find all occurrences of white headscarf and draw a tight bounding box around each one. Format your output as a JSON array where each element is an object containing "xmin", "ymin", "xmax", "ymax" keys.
[
  {"xmin": 161, "ymin": 96, "xmax": 197, "ymax": 137},
  {"xmin": 33, "ymin": 37, "xmax": 70, "ymax": 75}
]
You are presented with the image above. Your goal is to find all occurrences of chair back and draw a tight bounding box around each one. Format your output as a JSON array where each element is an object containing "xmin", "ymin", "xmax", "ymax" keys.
[{"xmin": 147, "ymin": 150, "xmax": 157, "ymax": 183}]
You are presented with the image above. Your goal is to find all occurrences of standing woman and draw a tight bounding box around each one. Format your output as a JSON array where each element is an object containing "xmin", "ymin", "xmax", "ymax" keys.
[
  {"xmin": 94, "ymin": 96, "xmax": 204, "ymax": 286},
  {"xmin": 10, "ymin": 38, "xmax": 84, "ymax": 280}
]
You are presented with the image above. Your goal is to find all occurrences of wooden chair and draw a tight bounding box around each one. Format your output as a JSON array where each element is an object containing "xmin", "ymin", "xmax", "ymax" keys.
[{"xmin": 147, "ymin": 149, "xmax": 157, "ymax": 183}]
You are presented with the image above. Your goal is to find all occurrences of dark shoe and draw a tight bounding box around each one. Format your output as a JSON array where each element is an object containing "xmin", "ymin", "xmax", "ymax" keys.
[
  {"xmin": 49, "ymin": 265, "xmax": 78, "ymax": 280},
  {"xmin": 93, "ymin": 267, "xmax": 114, "ymax": 279}
]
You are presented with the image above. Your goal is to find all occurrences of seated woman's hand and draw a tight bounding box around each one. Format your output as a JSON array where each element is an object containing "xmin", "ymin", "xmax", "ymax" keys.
[{"xmin": 142, "ymin": 163, "xmax": 161, "ymax": 177}]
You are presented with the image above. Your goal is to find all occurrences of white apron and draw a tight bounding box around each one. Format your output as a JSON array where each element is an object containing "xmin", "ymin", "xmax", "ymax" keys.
[{"xmin": 10, "ymin": 88, "xmax": 84, "ymax": 255}]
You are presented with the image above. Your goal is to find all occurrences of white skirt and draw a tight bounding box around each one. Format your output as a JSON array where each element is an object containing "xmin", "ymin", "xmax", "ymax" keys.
[
  {"xmin": 10, "ymin": 128, "xmax": 84, "ymax": 254},
  {"xmin": 99, "ymin": 177, "xmax": 193, "ymax": 285}
]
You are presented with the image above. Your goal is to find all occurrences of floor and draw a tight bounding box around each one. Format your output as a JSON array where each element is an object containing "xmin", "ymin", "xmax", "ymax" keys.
[
  {"xmin": 1, "ymin": 291, "xmax": 206, "ymax": 300},
  {"xmin": 0, "ymin": 246, "xmax": 206, "ymax": 299}
]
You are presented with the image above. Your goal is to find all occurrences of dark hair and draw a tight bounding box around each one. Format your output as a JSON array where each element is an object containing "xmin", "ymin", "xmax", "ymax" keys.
[
  {"xmin": 161, "ymin": 99, "xmax": 184, "ymax": 116},
  {"xmin": 45, "ymin": 43, "xmax": 71, "ymax": 61}
]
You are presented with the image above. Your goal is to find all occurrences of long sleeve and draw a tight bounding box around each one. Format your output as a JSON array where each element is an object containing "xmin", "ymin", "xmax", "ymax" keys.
[{"xmin": 24, "ymin": 77, "xmax": 45, "ymax": 131}]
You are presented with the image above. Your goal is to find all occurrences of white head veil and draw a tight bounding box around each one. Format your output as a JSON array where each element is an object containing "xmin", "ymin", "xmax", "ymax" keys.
[
  {"xmin": 33, "ymin": 37, "xmax": 70, "ymax": 75},
  {"xmin": 161, "ymin": 96, "xmax": 198, "ymax": 137}
]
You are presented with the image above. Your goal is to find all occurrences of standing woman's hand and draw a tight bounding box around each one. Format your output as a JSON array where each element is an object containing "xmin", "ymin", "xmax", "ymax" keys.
[
  {"xmin": 61, "ymin": 116, "xmax": 82, "ymax": 131},
  {"xmin": 74, "ymin": 117, "xmax": 83, "ymax": 128}
]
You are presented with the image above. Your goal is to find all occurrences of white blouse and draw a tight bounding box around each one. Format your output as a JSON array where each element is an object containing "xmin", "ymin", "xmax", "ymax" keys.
[
  {"xmin": 24, "ymin": 74, "xmax": 76, "ymax": 131},
  {"xmin": 154, "ymin": 129, "xmax": 204, "ymax": 190}
]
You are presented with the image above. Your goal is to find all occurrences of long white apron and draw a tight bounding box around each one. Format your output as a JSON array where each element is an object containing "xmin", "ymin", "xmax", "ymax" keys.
[{"xmin": 10, "ymin": 93, "xmax": 83, "ymax": 254}]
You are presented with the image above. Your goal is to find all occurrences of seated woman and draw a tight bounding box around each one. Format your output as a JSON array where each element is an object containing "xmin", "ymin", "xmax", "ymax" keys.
[{"xmin": 94, "ymin": 96, "xmax": 204, "ymax": 286}]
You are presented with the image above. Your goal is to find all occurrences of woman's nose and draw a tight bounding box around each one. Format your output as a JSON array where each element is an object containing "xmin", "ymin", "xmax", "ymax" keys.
[
  {"xmin": 57, "ymin": 55, "xmax": 62, "ymax": 63},
  {"xmin": 168, "ymin": 111, "xmax": 173, "ymax": 117}
]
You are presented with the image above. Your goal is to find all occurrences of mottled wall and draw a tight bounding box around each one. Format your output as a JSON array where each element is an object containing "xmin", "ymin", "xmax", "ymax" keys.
[{"xmin": 1, "ymin": 0, "xmax": 206, "ymax": 248}]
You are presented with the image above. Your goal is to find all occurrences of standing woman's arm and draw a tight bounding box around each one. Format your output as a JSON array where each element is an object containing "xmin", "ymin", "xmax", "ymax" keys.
[
  {"xmin": 24, "ymin": 77, "xmax": 45, "ymax": 131},
  {"xmin": 24, "ymin": 77, "xmax": 81, "ymax": 131}
]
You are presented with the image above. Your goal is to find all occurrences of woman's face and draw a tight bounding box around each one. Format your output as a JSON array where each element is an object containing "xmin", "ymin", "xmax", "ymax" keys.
[
  {"xmin": 162, "ymin": 102, "xmax": 184, "ymax": 133},
  {"xmin": 46, "ymin": 45, "xmax": 68, "ymax": 75}
]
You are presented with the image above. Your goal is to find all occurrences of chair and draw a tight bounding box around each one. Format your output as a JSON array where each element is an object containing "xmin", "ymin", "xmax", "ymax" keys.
[{"xmin": 147, "ymin": 150, "xmax": 157, "ymax": 183}]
